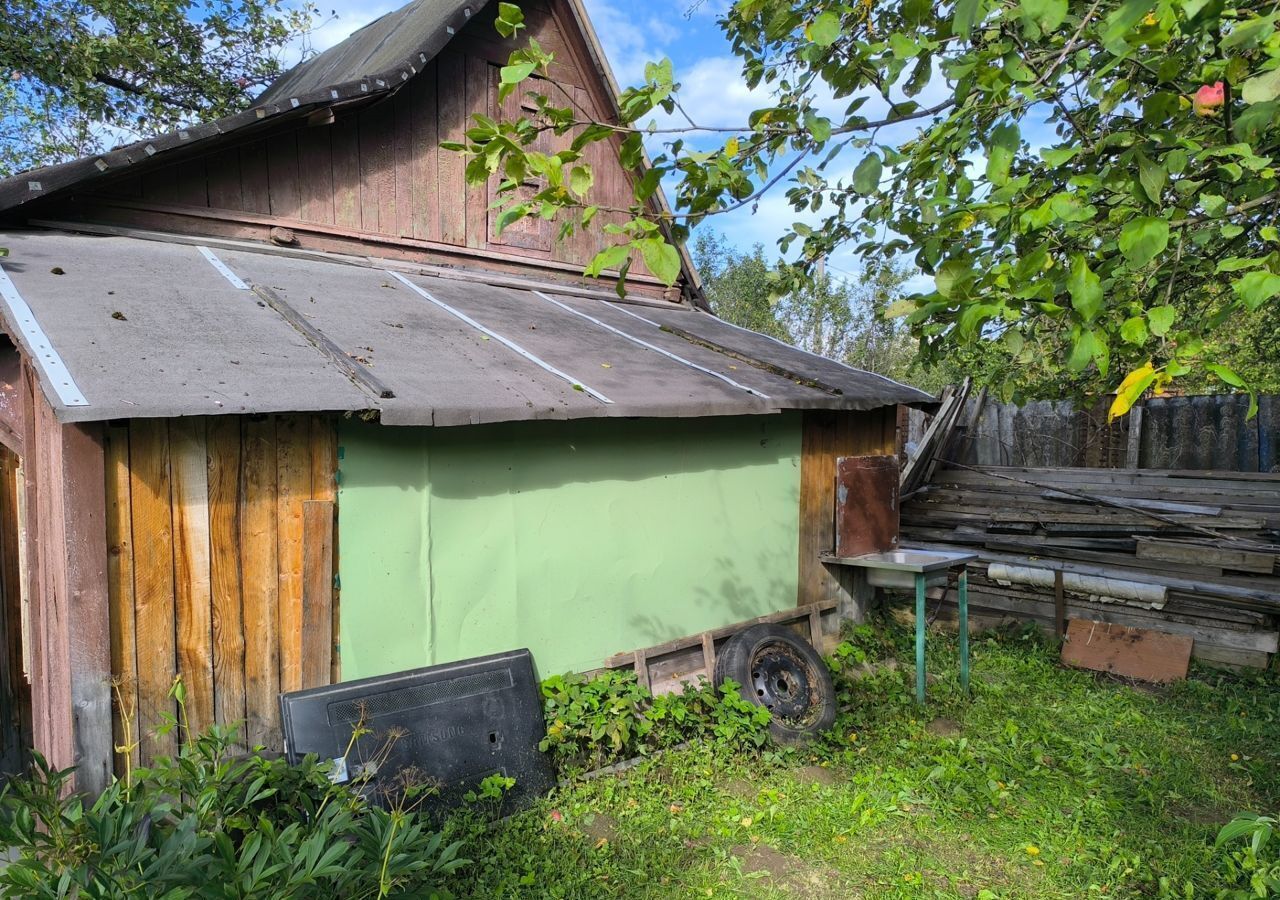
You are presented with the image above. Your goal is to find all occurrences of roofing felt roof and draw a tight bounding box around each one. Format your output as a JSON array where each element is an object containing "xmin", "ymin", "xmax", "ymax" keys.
[
  {"xmin": 0, "ymin": 0, "xmax": 481, "ymax": 215},
  {"xmin": 0, "ymin": 229, "xmax": 934, "ymax": 426}
]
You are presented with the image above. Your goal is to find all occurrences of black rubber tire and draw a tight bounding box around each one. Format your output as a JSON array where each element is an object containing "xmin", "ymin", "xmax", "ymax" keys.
[{"xmin": 714, "ymin": 624, "xmax": 836, "ymax": 745}]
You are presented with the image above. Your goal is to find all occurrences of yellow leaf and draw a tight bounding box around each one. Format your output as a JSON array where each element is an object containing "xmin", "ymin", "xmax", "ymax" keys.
[
  {"xmin": 1108, "ymin": 363, "xmax": 1157, "ymax": 422},
  {"xmin": 740, "ymin": 817, "xmax": 753, "ymax": 828},
  {"xmin": 726, "ymin": 136, "xmax": 739, "ymax": 156}
]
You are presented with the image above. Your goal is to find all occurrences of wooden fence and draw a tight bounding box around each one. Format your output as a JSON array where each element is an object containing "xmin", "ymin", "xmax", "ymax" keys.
[
  {"xmin": 104, "ymin": 414, "xmax": 337, "ymax": 769},
  {"xmin": 905, "ymin": 393, "xmax": 1280, "ymax": 472}
]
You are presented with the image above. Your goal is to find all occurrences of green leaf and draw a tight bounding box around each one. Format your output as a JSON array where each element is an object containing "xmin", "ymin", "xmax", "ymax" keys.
[
  {"xmin": 637, "ymin": 237, "xmax": 681, "ymax": 286},
  {"xmin": 569, "ymin": 165, "xmax": 593, "ymax": 199},
  {"xmin": 1102, "ymin": 0, "xmax": 1156, "ymax": 53},
  {"xmin": 1205, "ymin": 363, "xmax": 1246, "ymax": 388},
  {"xmin": 852, "ymin": 153, "xmax": 883, "ymax": 195},
  {"xmin": 500, "ymin": 61, "xmax": 537, "ymax": 85},
  {"xmin": 1120, "ymin": 316, "xmax": 1149, "ymax": 344},
  {"xmin": 1067, "ymin": 329, "xmax": 1104, "ymax": 372},
  {"xmin": 985, "ymin": 123, "xmax": 1019, "ymax": 186},
  {"xmin": 495, "ymin": 1, "xmax": 525, "ymax": 38},
  {"xmin": 806, "ymin": 12, "xmax": 841, "ymax": 46},
  {"xmin": 1019, "ymin": 0, "xmax": 1067, "ymax": 36},
  {"xmin": 1136, "ymin": 153, "xmax": 1165, "ymax": 204},
  {"xmin": 935, "ymin": 259, "xmax": 972, "ymax": 299},
  {"xmin": 586, "ymin": 244, "xmax": 631, "ymax": 278},
  {"xmin": 953, "ymin": 0, "xmax": 984, "ymax": 38},
  {"xmin": 1040, "ymin": 146, "xmax": 1079, "ymax": 167},
  {"xmin": 1231, "ymin": 270, "xmax": 1280, "ymax": 310},
  {"xmin": 804, "ymin": 110, "xmax": 832, "ymax": 143},
  {"xmin": 1118, "ymin": 216, "xmax": 1169, "ymax": 267},
  {"xmin": 1241, "ymin": 67, "xmax": 1280, "ymax": 104},
  {"xmin": 1147, "ymin": 305, "xmax": 1177, "ymax": 336},
  {"xmin": 493, "ymin": 204, "xmax": 529, "ymax": 237},
  {"xmin": 1067, "ymin": 255, "xmax": 1102, "ymax": 322}
]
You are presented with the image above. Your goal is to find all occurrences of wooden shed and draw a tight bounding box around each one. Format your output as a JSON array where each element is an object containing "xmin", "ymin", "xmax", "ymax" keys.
[{"xmin": 0, "ymin": 0, "xmax": 932, "ymax": 792}]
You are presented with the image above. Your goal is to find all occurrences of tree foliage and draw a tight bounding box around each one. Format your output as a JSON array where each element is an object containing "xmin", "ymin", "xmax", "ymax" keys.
[
  {"xmin": 0, "ymin": 0, "xmax": 315, "ymax": 175},
  {"xmin": 693, "ymin": 230, "xmax": 938, "ymax": 388},
  {"xmin": 459, "ymin": 0, "xmax": 1280, "ymax": 413}
]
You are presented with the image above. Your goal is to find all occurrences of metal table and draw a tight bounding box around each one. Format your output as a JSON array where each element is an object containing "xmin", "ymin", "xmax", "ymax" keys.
[{"xmin": 821, "ymin": 549, "xmax": 978, "ymax": 704}]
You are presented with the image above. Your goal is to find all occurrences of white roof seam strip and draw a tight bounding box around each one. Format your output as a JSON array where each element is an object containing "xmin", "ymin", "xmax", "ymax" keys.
[
  {"xmin": 386, "ymin": 271, "xmax": 612, "ymax": 404},
  {"xmin": 605, "ymin": 302, "xmax": 662, "ymax": 328},
  {"xmin": 531, "ymin": 291, "xmax": 770, "ymax": 400},
  {"xmin": 0, "ymin": 266, "xmax": 89, "ymax": 407},
  {"xmin": 197, "ymin": 246, "xmax": 249, "ymax": 290}
]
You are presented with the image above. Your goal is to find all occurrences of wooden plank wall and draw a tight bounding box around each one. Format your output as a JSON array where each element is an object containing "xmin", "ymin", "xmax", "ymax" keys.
[
  {"xmin": 104, "ymin": 414, "xmax": 337, "ymax": 768},
  {"xmin": 75, "ymin": 0, "xmax": 659, "ymax": 288},
  {"xmin": 797, "ymin": 408, "xmax": 898, "ymax": 609}
]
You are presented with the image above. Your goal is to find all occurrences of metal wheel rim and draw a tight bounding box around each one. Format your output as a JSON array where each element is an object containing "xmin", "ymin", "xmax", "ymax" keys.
[{"xmin": 749, "ymin": 641, "xmax": 818, "ymax": 724}]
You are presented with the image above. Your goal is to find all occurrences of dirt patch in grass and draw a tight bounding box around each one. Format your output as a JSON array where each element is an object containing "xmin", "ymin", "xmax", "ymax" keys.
[
  {"xmin": 579, "ymin": 812, "xmax": 618, "ymax": 845},
  {"xmin": 721, "ymin": 778, "xmax": 758, "ymax": 801},
  {"xmin": 732, "ymin": 843, "xmax": 854, "ymax": 898},
  {"xmin": 794, "ymin": 764, "xmax": 844, "ymax": 787},
  {"xmin": 926, "ymin": 717, "xmax": 962, "ymax": 738}
]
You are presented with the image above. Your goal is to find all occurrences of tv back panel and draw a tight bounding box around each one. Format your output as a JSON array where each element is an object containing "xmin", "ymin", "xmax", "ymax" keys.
[{"xmin": 279, "ymin": 648, "xmax": 554, "ymax": 810}]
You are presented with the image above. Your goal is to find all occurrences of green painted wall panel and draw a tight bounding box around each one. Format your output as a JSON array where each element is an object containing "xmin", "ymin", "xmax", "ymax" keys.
[{"xmin": 337, "ymin": 413, "xmax": 801, "ymax": 680}]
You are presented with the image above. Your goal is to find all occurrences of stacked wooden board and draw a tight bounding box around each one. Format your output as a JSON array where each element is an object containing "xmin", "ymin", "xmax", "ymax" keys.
[{"xmin": 901, "ymin": 465, "xmax": 1280, "ymax": 669}]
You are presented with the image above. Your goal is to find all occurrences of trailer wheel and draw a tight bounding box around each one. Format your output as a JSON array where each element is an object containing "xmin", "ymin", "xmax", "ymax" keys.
[{"xmin": 714, "ymin": 624, "xmax": 836, "ymax": 744}]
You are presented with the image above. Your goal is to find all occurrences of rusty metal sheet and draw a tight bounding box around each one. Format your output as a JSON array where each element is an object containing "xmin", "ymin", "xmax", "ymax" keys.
[{"xmin": 835, "ymin": 455, "xmax": 900, "ymax": 557}]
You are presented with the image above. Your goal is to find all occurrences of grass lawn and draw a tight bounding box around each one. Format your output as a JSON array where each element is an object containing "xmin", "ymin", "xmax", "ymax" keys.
[{"xmin": 439, "ymin": 621, "xmax": 1279, "ymax": 898}]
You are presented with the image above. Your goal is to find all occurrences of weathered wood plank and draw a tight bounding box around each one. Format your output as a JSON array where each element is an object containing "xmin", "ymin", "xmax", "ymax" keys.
[
  {"xmin": 240, "ymin": 418, "xmax": 280, "ymax": 749},
  {"xmin": 62, "ymin": 423, "xmax": 112, "ymax": 794},
  {"xmin": 103, "ymin": 425, "xmax": 138, "ymax": 774},
  {"xmin": 275, "ymin": 416, "xmax": 311, "ymax": 695},
  {"xmin": 359, "ymin": 99, "xmax": 395, "ymax": 234},
  {"xmin": 296, "ymin": 126, "xmax": 335, "ymax": 226},
  {"xmin": 301, "ymin": 500, "xmax": 334, "ymax": 690},
  {"xmin": 1061, "ymin": 618, "xmax": 1193, "ymax": 682},
  {"xmin": 437, "ymin": 51, "xmax": 467, "ymax": 245},
  {"xmin": 239, "ymin": 141, "xmax": 271, "ymax": 215},
  {"xmin": 410, "ymin": 62, "xmax": 440, "ymax": 243},
  {"xmin": 308, "ymin": 416, "xmax": 339, "ymax": 682},
  {"xmin": 127, "ymin": 419, "xmax": 177, "ymax": 760},
  {"xmin": 207, "ymin": 417, "xmax": 246, "ymax": 746},
  {"xmin": 267, "ymin": 132, "xmax": 302, "ymax": 220},
  {"xmin": 330, "ymin": 112, "xmax": 361, "ymax": 230},
  {"xmin": 170, "ymin": 419, "xmax": 215, "ymax": 736}
]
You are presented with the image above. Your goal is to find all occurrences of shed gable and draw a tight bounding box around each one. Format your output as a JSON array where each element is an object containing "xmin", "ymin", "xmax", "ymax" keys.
[{"xmin": 19, "ymin": 0, "xmax": 672, "ymax": 296}]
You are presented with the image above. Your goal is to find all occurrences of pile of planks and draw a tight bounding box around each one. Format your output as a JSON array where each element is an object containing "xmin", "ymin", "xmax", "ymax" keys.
[{"xmin": 902, "ymin": 465, "xmax": 1280, "ymax": 669}]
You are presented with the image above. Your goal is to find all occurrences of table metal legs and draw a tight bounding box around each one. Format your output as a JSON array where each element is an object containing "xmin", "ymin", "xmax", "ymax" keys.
[
  {"xmin": 915, "ymin": 568, "xmax": 971, "ymax": 706},
  {"xmin": 915, "ymin": 572, "xmax": 926, "ymax": 705},
  {"xmin": 959, "ymin": 568, "xmax": 969, "ymax": 693}
]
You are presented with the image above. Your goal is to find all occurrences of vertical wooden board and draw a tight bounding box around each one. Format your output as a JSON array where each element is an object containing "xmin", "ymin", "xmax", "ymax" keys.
[
  {"xmin": 358, "ymin": 100, "xmax": 395, "ymax": 234},
  {"xmin": 1061, "ymin": 619, "xmax": 1193, "ymax": 682},
  {"xmin": 797, "ymin": 411, "xmax": 837, "ymax": 607},
  {"xmin": 19, "ymin": 366, "xmax": 47, "ymax": 755},
  {"xmin": 465, "ymin": 55, "xmax": 493, "ymax": 250},
  {"xmin": 140, "ymin": 164, "xmax": 180, "ymax": 204},
  {"xmin": 300, "ymin": 500, "xmax": 334, "ymax": 689},
  {"xmin": 169, "ymin": 419, "xmax": 214, "ymax": 736},
  {"xmin": 0, "ymin": 452, "xmax": 23, "ymax": 762},
  {"xmin": 205, "ymin": 148, "xmax": 244, "ymax": 210},
  {"xmin": 267, "ymin": 132, "xmax": 302, "ymax": 220},
  {"xmin": 171, "ymin": 159, "xmax": 209, "ymax": 208},
  {"xmin": 296, "ymin": 127, "xmax": 336, "ymax": 225},
  {"xmin": 410, "ymin": 63, "xmax": 440, "ymax": 243},
  {"xmin": 393, "ymin": 90, "xmax": 415, "ymax": 238},
  {"xmin": 437, "ymin": 51, "xmax": 467, "ymax": 245},
  {"xmin": 239, "ymin": 140, "xmax": 272, "ymax": 215},
  {"xmin": 103, "ymin": 424, "xmax": 139, "ymax": 774},
  {"xmin": 240, "ymin": 418, "xmax": 280, "ymax": 749},
  {"xmin": 834, "ymin": 455, "xmax": 900, "ymax": 557},
  {"xmin": 275, "ymin": 416, "xmax": 311, "ymax": 695},
  {"xmin": 330, "ymin": 112, "xmax": 362, "ymax": 230},
  {"xmin": 62, "ymin": 423, "xmax": 112, "ymax": 794},
  {"xmin": 127, "ymin": 419, "xmax": 177, "ymax": 761},
  {"xmin": 308, "ymin": 417, "xmax": 338, "ymax": 681},
  {"xmin": 206, "ymin": 418, "xmax": 245, "ymax": 744}
]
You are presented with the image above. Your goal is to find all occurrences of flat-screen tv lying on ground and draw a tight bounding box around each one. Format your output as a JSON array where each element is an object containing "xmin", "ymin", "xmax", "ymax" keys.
[{"xmin": 279, "ymin": 648, "xmax": 555, "ymax": 811}]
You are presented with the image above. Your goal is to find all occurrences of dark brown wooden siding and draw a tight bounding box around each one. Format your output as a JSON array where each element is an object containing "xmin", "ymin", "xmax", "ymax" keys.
[{"xmin": 62, "ymin": 0, "xmax": 667, "ymax": 293}]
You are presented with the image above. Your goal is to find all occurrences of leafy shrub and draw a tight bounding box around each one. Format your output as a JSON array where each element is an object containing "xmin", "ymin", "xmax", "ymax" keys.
[
  {"xmin": 1216, "ymin": 812, "xmax": 1280, "ymax": 899},
  {"xmin": 0, "ymin": 687, "xmax": 467, "ymax": 898},
  {"xmin": 539, "ymin": 670, "xmax": 771, "ymax": 770}
]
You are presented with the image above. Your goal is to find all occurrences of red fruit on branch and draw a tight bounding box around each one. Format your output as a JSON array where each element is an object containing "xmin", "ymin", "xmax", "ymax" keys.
[{"xmin": 1193, "ymin": 81, "xmax": 1225, "ymax": 116}]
